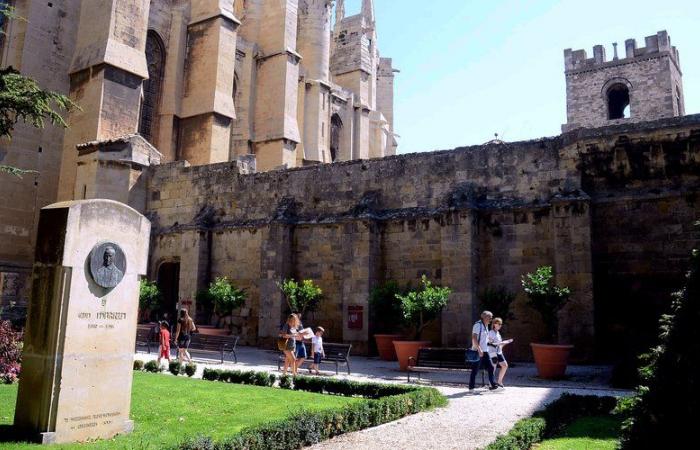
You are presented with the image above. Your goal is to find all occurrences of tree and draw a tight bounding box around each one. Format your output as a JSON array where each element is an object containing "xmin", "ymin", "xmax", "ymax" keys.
[
  {"xmin": 522, "ymin": 266, "xmax": 570, "ymax": 343},
  {"xmin": 206, "ymin": 277, "xmax": 247, "ymax": 318},
  {"xmin": 0, "ymin": 5, "xmax": 77, "ymax": 177},
  {"xmin": 620, "ymin": 246, "xmax": 700, "ymax": 448},
  {"xmin": 395, "ymin": 275, "xmax": 452, "ymax": 340},
  {"xmin": 138, "ymin": 279, "xmax": 162, "ymax": 321},
  {"xmin": 369, "ymin": 281, "xmax": 406, "ymax": 334},
  {"xmin": 278, "ymin": 279, "xmax": 323, "ymax": 318},
  {"xmin": 478, "ymin": 286, "xmax": 516, "ymax": 321}
]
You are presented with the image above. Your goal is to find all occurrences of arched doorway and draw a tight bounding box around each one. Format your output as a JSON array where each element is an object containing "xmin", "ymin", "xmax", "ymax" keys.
[
  {"xmin": 330, "ymin": 114, "xmax": 343, "ymax": 162},
  {"xmin": 139, "ymin": 31, "xmax": 166, "ymax": 143},
  {"xmin": 607, "ymin": 83, "xmax": 630, "ymax": 120},
  {"xmin": 156, "ymin": 261, "xmax": 179, "ymax": 323}
]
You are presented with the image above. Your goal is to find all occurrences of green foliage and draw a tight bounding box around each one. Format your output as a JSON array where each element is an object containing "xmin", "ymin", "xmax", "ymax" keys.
[
  {"xmin": 138, "ymin": 279, "xmax": 162, "ymax": 312},
  {"xmin": 478, "ymin": 286, "xmax": 516, "ymax": 321},
  {"xmin": 369, "ymin": 281, "xmax": 406, "ymax": 334},
  {"xmin": 522, "ymin": 266, "xmax": 571, "ymax": 343},
  {"xmin": 619, "ymin": 247, "xmax": 700, "ymax": 448},
  {"xmin": 279, "ymin": 374, "xmax": 293, "ymax": 390},
  {"xmin": 395, "ymin": 275, "xmax": 452, "ymax": 340},
  {"xmin": 278, "ymin": 278, "xmax": 323, "ymax": 317},
  {"xmin": 0, "ymin": 320, "xmax": 22, "ymax": 384},
  {"xmin": 133, "ymin": 360, "xmax": 145, "ymax": 371},
  {"xmin": 201, "ymin": 368, "xmax": 277, "ymax": 388},
  {"xmin": 144, "ymin": 360, "xmax": 162, "ymax": 373},
  {"xmin": 486, "ymin": 394, "xmax": 617, "ymax": 450},
  {"xmin": 169, "ymin": 361, "xmax": 182, "ymax": 376},
  {"xmin": 203, "ymin": 277, "xmax": 247, "ymax": 317},
  {"xmin": 184, "ymin": 363, "xmax": 197, "ymax": 377}
]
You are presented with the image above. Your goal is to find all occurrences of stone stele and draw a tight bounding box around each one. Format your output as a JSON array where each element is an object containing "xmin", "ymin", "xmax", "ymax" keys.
[{"xmin": 13, "ymin": 200, "xmax": 150, "ymax": 444}]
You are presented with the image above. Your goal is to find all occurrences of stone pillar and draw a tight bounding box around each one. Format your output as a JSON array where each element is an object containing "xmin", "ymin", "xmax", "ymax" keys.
[
  {"xmin": 177, "ymin": 229, "xmax": 212, "ymax": 314},
  {"xmin": 74, "ymin": 135, "xmax": 162, "ymax": 214},
  {"xmin": 341, "ymin": 220, "xmax": 380, "ymax": 354},
  {"xmin": 57, "ymin": 0, "xmax": 150, "ymax": 201},
  {"xmin": 14, "ymin": 200, "xmax": 150, "ymax": 444},
  {"xmin": 439, "ymin": 210, "xmax": 479, "ymax": 347},
  {"xmin": 179, "ymin": 1, "xmax": 240, "ymax": 165},
  {"xmin": 551, "ymin": 197, "xmax": 595, "ymax": 361},
  {"xmin": 258, "ymin": 223, "xmax": 294, "ymax": 345}
]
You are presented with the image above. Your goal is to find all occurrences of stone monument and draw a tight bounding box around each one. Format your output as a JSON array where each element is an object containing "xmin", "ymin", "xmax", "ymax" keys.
[{"xmin": 13, "ymin": 200, "xmax": 150, "ymax": 444}]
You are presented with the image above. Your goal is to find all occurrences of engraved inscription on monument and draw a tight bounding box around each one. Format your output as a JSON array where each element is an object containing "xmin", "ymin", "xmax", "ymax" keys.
[{"xmin": 89, "ymin": 242, "xmax": 126, "ymax": 289}]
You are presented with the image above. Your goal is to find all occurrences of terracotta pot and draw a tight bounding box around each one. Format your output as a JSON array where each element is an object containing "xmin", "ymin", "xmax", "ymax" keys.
[
  {"xmin": 374, "ymin": 334, "xmax": 405, "ymax": 361},
  {"xmin": 393, "ymin": 340, "xmax": 431, "ymax": 371},
  {"xmin": 530, "ymin": 343, "xmax": 574, "ymax": 379}
]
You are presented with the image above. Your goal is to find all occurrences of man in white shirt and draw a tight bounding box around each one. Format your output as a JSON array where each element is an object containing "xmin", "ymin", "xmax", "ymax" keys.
[{"xmin": 469, "ymin": 311, "xmax": 499, "ymax": 391}]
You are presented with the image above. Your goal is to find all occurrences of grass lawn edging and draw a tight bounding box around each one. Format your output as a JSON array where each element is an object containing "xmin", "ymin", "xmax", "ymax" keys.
[
  {"xmin": 485, "ymin": 394, "xmax": 619, "ymax": 450},
  {"xmin": 174, "ymin": 368, "xmax": 447, "ymax": 450}
]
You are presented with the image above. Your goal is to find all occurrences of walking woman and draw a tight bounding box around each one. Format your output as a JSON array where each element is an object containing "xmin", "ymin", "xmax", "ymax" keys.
[
  {"xmin": 293, "ymin": 314, "xmax": 308, "ymax": 373},
  {"xmin": 279, "ymin": 314, "xmax": 299, "ymax": 375},
  {"xmin": 174, "ymin": 308, "xmax": 196, "ymax": 364}
]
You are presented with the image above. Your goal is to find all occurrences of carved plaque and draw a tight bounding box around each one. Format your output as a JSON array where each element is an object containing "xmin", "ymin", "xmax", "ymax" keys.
[{"xmin": 89, "ymin": 242, "xmax": 127, "ymax": 289}]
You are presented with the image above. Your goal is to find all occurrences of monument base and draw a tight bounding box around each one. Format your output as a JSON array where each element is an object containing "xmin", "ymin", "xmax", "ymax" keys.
[{"xmin": 37, "ymin": 420, "xmax": 134, "ymax": 445}]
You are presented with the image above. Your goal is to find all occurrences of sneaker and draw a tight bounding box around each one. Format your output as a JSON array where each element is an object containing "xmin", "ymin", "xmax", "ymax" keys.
[
  {"xmin": 497, "ymin": 383, "xmax": 505, "ymax": 388},
  {"xmin": 488, "ymin": 385, "xmax": 499, "ymax": 391}
]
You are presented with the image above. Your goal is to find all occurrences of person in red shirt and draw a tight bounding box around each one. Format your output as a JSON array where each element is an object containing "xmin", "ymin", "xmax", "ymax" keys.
[{"xmin": 157, "ymin": 321, "xmax": 171, "ymax": 366}]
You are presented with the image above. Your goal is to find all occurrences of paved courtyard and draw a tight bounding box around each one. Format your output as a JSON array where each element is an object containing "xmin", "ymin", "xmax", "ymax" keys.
[{"xmin": 135, "ymin": 345, "xmax": 630, "ymax": 449}]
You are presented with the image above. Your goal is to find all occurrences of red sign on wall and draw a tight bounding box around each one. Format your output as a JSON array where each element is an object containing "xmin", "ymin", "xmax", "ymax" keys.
[{"xmin": 348, "ymin": 305, "xmax": 363, "ymax": 329}]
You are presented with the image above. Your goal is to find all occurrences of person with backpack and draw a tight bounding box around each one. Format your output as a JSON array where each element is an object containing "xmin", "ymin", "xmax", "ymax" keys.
[{"xmin": 469, "ymin": 311, "xmax": 499, "ymax": 392}]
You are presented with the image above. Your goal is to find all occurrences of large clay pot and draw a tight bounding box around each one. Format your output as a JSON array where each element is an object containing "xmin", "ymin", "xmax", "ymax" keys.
[
  {"xmin": 530, "ymin": 343, "xmax": 574, "ymax": 379},
  {"xmin": 393, "ymin": 340, "xmax": 431, "ymax": 371},
  {"xmin": 374, "ymin": 334, "xmax": 405, "ymax": 361}
]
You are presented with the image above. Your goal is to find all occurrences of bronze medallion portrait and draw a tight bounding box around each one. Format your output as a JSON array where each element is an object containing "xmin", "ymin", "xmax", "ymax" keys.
[{"xmin": 89, "ymin": 242, "xmax": 127, "ymax": 289}]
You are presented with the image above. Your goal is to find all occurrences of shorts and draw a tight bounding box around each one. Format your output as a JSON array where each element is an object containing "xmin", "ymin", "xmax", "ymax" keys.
[
  {"xmin": 295, "ymin": 341, "xmax": 307, "ymax": 359},
  {"xmin": 313, "ymin": 352, "xmax": 322, "ymax": 365},
  {"xmin": 160, "ymin": 347, "xmax": 170, "ymax": 359},
  {"xmin": 491, "ymin": 354, "xmax": 506, "ymax": 365},
  {"xmin": 178, "ymin": 334, "xmax": 191, "ymax": 349}
]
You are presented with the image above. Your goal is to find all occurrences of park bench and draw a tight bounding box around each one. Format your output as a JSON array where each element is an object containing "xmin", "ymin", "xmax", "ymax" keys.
[
  {"xmin": 407, "ymin": 348, "xmax": 485, "ymax": 385},
  {"xmin": 134, "ymin": 325, "xmax": 159, "ymax": 354},
  {"xmin": 277, "ymin": 342, "xmax": 353, "ymax": 375},
  {"xmin": 183, "ymin": 334, "xmax": 239, "ymax": 364}
]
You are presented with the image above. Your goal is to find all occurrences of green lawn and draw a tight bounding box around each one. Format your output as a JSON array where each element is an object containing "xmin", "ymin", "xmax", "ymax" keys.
[
  {"xmin": 535, "ymin": 416, "xmax": 622, "ymax": 450},
  {"xmin": 0, "ymin": 372, "xmax": 360, "ymax": 450}
]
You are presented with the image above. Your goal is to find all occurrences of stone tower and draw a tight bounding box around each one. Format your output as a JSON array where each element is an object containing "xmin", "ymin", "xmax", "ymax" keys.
[{"xmin": 563, "ymin": 30, "xmax": 684, "ymax": 132}]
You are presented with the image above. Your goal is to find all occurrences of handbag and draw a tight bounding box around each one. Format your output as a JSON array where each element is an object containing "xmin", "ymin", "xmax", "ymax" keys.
[
  {"xmin": 277, "ymin": 337, "xmax": 289, "ymax": 352},
  {"xmin": 465, "ymin": 322, "xmax": 485, "ymax": 364}
]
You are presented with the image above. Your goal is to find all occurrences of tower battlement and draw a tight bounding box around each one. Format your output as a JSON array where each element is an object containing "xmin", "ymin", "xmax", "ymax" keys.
[{"xmin": 564, "ymin": 30, "xmax": 680, "ymax": 72}]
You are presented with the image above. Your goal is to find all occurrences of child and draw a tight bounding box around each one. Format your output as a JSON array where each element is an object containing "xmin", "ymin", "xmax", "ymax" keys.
[
  {"xmin": 157, "ymin": 321, "xmax": 171, "ymax": 367},
  {"xmin": 488, "ymin": 317, "xmax": 514, "ymax": 387},
  {"xmin": 310, "ymin": 327, "xmax": 325, "ymax": 375}
]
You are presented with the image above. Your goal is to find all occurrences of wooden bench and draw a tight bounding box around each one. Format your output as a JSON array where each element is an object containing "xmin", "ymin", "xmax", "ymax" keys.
[
  {"xmin": 134, "ymin": 325, "xmax": 159, "ymax": 354},
  {"xmin": 277, "ymin": 342, "xmax": 353, "ymax": 375},
  {"xmin": 182, "ymin": 334, "xmax": 239, "ymax": 364},
  {"xmin": 407, "ymin": 348, "xmax": 485, "ymax": 385}
]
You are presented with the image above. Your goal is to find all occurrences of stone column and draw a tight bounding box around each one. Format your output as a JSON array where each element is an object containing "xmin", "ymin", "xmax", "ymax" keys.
[
  {"xmin": 440, "ymin": 210, "xmax": 479, "ymax": 347},
  {"xmin": 341, "ymin": 220, "xmax": 380, "ymax": 354},
  {"xmin": 14, "ymin": 200, "xmax": 150, "ymax": 444},
  {"xmin": 179, "ymin": 1, "xmax": 240, "ymax": 165},
  {"xmin": 258, "ymin": 223, "xmax": 294, "ymax": 345},
  {"xmin": 551, "ymin": 196, "xmax": 595, "ymax": 361},
  {"xmin": 57, "ymin": 0, "xmax": 150, "ymax": 201},
  {"xmin": 177, "ymin": 229, "xmax": 212, "ymax": 314}
]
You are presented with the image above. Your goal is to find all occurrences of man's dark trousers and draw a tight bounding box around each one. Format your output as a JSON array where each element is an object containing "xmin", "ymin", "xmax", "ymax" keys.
[{"xmin": 469, "ymin": 354, "xmax": 497, "ymax": 389}]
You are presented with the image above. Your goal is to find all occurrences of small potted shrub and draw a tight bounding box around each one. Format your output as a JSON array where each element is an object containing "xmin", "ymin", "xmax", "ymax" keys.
[
  {"xmin": 369, "ymin": 281, "xmax": 407, "ymax": 361},
  {"xmin": 522, "ymin": 266, "xmax": 572, "ymax": 379},
  {"xmin": 393, "ymin": 275, "xmax": 452, "ymax": 371},
  {"xmin": 205, "ymin": 277, "xmax": 247, "ymax": 334},
  {"xmin": 278, "ymin": 278, "xmax": 323, "ymax": 322}
]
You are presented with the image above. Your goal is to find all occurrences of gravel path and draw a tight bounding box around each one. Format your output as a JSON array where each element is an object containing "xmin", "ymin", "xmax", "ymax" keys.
[{"xmin": 308, "ymin": 386, "xmax": 627, "ymax": 450}]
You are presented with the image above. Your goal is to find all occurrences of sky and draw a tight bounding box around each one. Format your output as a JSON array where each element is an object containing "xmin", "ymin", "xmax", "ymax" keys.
[{"xmin": 342, "ymin": 0, "xmax": 700, "ymax": 154}]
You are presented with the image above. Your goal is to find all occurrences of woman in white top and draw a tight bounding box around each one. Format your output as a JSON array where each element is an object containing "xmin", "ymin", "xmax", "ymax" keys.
[{"xmin": 488, "ymin": 317, "xmax": 514, "ymax": 387}]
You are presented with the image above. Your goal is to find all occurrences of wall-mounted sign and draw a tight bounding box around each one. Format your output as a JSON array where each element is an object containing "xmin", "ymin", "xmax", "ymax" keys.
[{"xmin": 348, "ymin": 305, "xmax": 363, "ymax": 329}]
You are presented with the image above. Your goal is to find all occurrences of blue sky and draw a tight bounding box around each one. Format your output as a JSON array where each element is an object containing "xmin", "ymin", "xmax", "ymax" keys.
[{"xmin": 342, "ymin": 0, "xmax": 699, "ymax": 153}]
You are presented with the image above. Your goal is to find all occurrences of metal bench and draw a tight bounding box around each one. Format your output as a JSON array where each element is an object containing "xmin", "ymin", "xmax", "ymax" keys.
[
  {"xmin": 277, "ymin": 342, "xmax": 352, "ymax": 374},
  {"xmin": 135, "ymin": 325, "xmax": 158, "ymax": 354},
  {"xmin": 182, "ymin": 334, "xmax": 239, "ymax": 364},
  {"xmin": 407, "ymin": 347, "xmax": 485, "ymax": 385}
]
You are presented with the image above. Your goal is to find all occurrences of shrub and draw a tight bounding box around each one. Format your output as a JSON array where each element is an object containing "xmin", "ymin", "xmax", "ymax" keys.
[
  {"xmin": 620, "ymin": 247, "xmax": 700, "ymax": 448},
  {"xmin": 202, "ymin": 368, "xmax": 221, "ymax": 381},
  {"xmin": 133, "ymin": 360, "xmax": 145, "ymax": 371},
  {"xmin": 144, "ymin": 360, "xmax": 162, "ymax": 373},
  {"xmin": 279, "ymin": 374, "xmax": 293, "ymax": 390},
  {"xmin": 254, "ymin": 371, "xmax": 275, "ymax": 387},
  {"xmin": 206, "ymin": 277, "xmax": 247, "ymax": 318},
  {"xmin": 478, "ymin": 286, "xmax": 516, "ymax": 322},
  {"xmin": 395, "ymin": 275, "xmax": 452, "ymax": 340},
  {"xmin": 169, "ymin": 361, "xmax": 182, "ymax": 376},
  {"xmin": 139, "ymin": 279, "xmax": 162, "ymax": 313},
  {"xmin": 369, "ymin": 281, "xmax": 407, "ymax": 334},
  {"xmin": 278, "ymin": 279, "xmax": 323, "ymax": 317},
  {"xmin": 0, "ymin": 320, "xmax": 22, "ymax": 384},
  {"xmin": 184, "ymin": 363, "xmax": 197, "ymax": 377},
  {"xmin": 522, "ymin": 266, "xmax": 570, "ymax": 343}
]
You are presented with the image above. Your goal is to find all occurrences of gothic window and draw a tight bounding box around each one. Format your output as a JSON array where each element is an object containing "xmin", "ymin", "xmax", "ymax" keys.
[
  {"xmin": 330, "ymin": 114, "xmax": 343, "ymax": 162},
  {"xmin": 607, "ymin": 83, "xmax": 630, "ymax": 120},
  {"xmin": 139, "ymin": 31, "xmax": 166, "ymax": 143}
]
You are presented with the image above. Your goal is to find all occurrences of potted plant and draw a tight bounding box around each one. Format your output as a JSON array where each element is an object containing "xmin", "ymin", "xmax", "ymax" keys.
[
  {"xmin": 369, "ymin": 281, "xmax": 407, "ymax": 361},
  {"xmin": 138, "ymin": 279, "xmax": 162, "ymax": 323},
  {"xmin": 278, "ymin": 278, "xmax": 323, "ymax": 322},
  {"xmin": 522, "ymin": 266, "xmax": 572, "ymax": 379},
  {"xmin": 205, "ymin": 277, "xmax": 247, "ymax": 334},
  {"xmin": 393, "ymin": 275, "xmax": 452, "ymax": 371}
]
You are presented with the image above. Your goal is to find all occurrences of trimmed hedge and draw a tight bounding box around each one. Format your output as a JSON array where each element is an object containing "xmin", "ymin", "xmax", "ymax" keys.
[
  {"xmin": 486, "ymin": 394, "xmax": 618, "ymax": 450},
  {"xmin": 133, "ymin": 360, "xmax": 145, "ymax": 371},
  {"xmin": 144, "ymin": 360, "xmax": 163, "ymax": 373},
  {"xmin": 185, "ymin": 363, "xmax": 197, "ymax": 377},
  {"xmin": 169, "ymin": 361, "xmax": 182, "ymax": 376},
  {"xmin": 177, "ymin": 369, "xmax": 446, "ymax": 450}
]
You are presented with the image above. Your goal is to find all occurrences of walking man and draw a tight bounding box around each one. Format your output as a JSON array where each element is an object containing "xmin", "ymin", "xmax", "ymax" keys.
[{"xmin": 469, "ymin": 311, "xmax": 499, "ymax": 391}]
